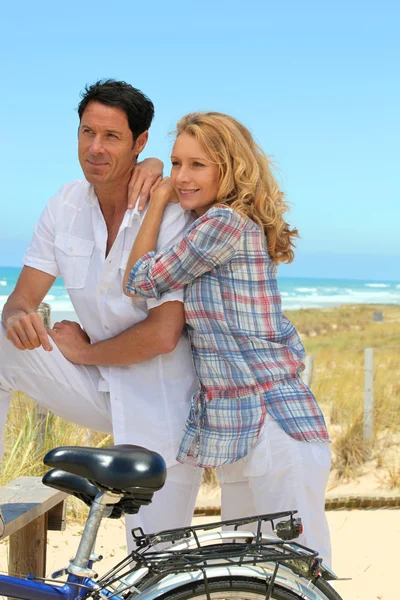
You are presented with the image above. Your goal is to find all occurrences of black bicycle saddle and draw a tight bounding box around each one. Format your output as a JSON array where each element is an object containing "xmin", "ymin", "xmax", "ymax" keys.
[{"xmin": 43, "ymin": 444, "xmax": 166, "ymax": 495}]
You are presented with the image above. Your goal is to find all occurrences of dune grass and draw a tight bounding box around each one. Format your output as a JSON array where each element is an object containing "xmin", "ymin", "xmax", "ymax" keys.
[
  {"xmin": 287, "ymin": 304, "xmax": 400, "ymax": 481},
  {"xmin": 1, "ymin": 393, "xmax": 111, "ymax": 519}
]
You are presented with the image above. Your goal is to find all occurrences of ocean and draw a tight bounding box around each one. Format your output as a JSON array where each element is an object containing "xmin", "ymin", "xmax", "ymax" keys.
[{"xmin": 0, "ymin": 266, "xmax": 399, "ymax": 323}]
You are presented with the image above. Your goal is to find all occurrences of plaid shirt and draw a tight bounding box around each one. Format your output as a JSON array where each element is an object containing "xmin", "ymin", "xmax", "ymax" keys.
[{"xmin": 127, "ymin": 206, "xmax": 329, "ymax": 467}]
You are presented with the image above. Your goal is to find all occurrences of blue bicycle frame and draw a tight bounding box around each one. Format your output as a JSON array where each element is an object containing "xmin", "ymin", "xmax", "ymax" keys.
[
  {"xmin": 0, "ymin": 572, "xmax": 124, "ymax": 600},
  {"xmin": 0, "ymin": 573, "xmax": 99, "ymax": 600}
]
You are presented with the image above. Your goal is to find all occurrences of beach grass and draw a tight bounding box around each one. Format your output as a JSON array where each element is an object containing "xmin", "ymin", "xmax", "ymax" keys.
[
  {"xmin": 1, "ymin": 393, "xmax": 111, "ymax": 520},
  {"xmin": 287, "ymin": 304, "xmax": 400, "ymax": 481},
  {"xmin": 1, "ymin": 304, "xmax": 399, "ymax": 507}
]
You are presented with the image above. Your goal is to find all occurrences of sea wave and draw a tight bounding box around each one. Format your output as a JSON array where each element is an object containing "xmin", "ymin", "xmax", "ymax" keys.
[
  {"xmin": 282, "ymin": 290, "xmax": 400, "ymax": 310},
  {"xmin": 1, "ymin": 268, "xmax": 399, "ymax": 313}
]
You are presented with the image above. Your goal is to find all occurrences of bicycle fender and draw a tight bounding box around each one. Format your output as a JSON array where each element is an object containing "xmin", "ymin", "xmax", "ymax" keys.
[{"xmin": 133, "ymin": 565, "xmax": 332, "ymax": 600}]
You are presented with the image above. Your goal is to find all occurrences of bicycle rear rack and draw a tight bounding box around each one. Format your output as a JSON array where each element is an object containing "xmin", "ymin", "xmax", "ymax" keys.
[{"xmin": 93, "ymin": 512, "xmax": 322, "ymax": 599}]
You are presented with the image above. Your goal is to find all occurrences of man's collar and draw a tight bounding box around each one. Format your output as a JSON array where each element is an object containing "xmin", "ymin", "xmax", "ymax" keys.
[{"xmin": 86, "ymin": 184, "xmax": 98, "ymax": 207}]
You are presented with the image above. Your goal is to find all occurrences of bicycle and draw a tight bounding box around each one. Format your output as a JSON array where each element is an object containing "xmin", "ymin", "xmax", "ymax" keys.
[{"xmin": 0, "ymin": 444, "xmax": 344, "ymax": 600}]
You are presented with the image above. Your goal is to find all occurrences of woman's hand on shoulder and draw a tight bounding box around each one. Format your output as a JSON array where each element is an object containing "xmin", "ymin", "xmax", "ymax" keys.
[{"xmin": 149, "ymin": 177, "xmax": 179, "ymax": 207}]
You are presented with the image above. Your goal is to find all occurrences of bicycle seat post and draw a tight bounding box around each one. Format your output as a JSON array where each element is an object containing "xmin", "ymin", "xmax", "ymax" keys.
[{"xmin": 68, "ymin": 490, "xmax": 122, "ymax": 578}]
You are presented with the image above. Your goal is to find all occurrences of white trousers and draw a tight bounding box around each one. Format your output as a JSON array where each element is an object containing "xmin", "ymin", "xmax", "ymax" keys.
[
  {"xmin": 0, "ymin": 325, "xmax": 331, "ymax": 565},
  {"xmin": 216, "ymin": 414, "xmax": 332, "ymax": 566}
]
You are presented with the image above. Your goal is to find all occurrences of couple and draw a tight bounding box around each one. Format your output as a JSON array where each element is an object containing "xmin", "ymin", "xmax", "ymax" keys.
[{"xmin": 0, "ymin": 79, "xmax": 331, "ymax": 564}]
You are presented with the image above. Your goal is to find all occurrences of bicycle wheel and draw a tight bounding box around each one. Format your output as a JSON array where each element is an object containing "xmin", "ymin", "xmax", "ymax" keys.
[
  {"xmin": 313, "ymin": 578, "xmax": 343, "ymax": 600},
  {"xmin": 157, "ymin": 576, "xmax": 343, "ymax": 600}
]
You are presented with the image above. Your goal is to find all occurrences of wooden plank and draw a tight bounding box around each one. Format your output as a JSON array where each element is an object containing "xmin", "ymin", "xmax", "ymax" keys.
[
  {"xmin": 0, "ymin": 477, "xmax": 67, "ymax": 538},
  {"xmin": 8, "ymin": 514, "xmax": 47, "ymax": 578}
]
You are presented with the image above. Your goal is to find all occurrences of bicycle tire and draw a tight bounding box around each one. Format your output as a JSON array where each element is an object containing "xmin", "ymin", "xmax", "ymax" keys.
[
  {"xmin": 153, "ymin": 575, "xmax": 343, "ymax": 600},
  {"xmin": 313, "ymin": 578, "xmax": 343, "ymax": 600}
]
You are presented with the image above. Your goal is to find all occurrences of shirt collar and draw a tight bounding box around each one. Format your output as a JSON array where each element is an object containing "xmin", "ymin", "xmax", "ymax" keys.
[{"xmin": 86, "ymin": 184, "xmax": 98, "ymax": 207}]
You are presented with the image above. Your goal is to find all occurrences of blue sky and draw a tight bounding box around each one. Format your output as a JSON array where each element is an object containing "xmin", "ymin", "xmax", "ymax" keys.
[{"xmin": 1, "ymin": 0, "xmax": 399, "ymax": 280}]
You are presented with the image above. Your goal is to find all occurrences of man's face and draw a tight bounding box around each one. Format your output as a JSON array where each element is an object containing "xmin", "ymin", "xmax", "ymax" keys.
[{"xmin": 78, "ymin": 101, "xmax": 148, "ymax": 186}]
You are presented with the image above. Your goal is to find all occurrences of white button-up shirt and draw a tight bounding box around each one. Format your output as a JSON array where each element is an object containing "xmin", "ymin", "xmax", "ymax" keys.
[{"xmin": 24, "ymin": 180, "xmax": 198, "ymax": 466}]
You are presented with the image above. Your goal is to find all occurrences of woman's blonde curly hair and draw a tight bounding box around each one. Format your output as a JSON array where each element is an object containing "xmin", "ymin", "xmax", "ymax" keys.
[{"xmin": 175, "ymin": 112, "xmax": 298, "ymax": 264}]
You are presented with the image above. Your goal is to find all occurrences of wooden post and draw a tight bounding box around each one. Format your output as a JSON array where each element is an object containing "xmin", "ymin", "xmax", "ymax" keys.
[
  {"xmin": 363, "ymin": 348, "xmax": 374, "ymax": 441},
  {"xmin": 8, "ymin": 515, "xmax": 47, "ymax": 578},
  {"xmin": 0, "ymin": 476, "xmax": 67, "ymax": 581},
  {"xmin": 37, "ymin": 302, "xmax": 51, "ymax": 329},
  {"xmin": 302, "ymin": 354, "xmax": 314, "ymax": 388},
  {"xmin": 35, "ymin": 303, "xmax": 52, "ymax": 455},
  {"xmin": 372, "ymin": 311, "xmax": 384, "ymax": 322}
]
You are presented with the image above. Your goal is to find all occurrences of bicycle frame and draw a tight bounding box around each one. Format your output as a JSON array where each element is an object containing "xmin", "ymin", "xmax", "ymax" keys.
[{"xmin": 0, "ymin": 572, "xmax": 88, "ymax": 600}]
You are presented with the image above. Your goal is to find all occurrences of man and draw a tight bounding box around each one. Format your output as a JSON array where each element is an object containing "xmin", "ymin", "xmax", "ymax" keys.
[{"xmin": 0, "ymin": 79, "xmax": 202, "ymax": 538}]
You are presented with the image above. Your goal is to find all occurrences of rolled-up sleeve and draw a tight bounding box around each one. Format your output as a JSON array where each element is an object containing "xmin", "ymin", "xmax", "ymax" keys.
[
  {"xmin": 23, "ymin": 192, "xmax": 60, "ymax": 277},
  {"xmin": 144, "ymin": 203, "xmax": 191, "ymax": 310},
  {"xmin": 126, "ymin": 207, "xmax": 242, "ymax": 300}
]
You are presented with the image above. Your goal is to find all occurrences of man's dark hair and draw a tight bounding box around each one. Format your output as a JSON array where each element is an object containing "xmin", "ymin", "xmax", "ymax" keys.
[{"xmin": 78, "ymin": 79, "xmax": 155, "ymax": 141}]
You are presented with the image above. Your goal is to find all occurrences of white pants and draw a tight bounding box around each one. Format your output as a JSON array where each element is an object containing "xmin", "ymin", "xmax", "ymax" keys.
[
  {"xmin": 0, "ymin": 325, "xmax": 331, "ymax": 565},
  {"xmin": 216, "ymin": 414, "xmax": 332, "ymax": 566}
]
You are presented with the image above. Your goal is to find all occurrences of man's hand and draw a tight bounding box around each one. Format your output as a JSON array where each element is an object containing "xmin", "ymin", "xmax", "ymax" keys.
[
  {"xmin": 47, "ymin": 320, "xmax": 91, "ymax": 364},
  {"xmin": 128, "ymin": 158, "xmax": 164, "ymax": 211},
  {"xmin": 5, "ymin": 312, "xmax": 53, "ymax": 351}
]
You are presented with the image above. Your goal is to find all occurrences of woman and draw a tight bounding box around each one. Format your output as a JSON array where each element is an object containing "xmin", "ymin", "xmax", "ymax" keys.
[{"xmin": 123, "ymin": 112, "xmax": 331, "ymax": 565}]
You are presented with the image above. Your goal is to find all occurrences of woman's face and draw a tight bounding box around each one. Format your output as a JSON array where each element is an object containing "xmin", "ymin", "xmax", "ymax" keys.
[{"xmin": 170, "ymin": 133, "xmax": 219, "ymax": 217}]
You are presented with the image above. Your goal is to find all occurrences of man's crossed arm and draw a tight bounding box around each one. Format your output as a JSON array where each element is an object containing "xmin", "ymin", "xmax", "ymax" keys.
[{"xmin": 2, "ymin": 266, "xmax": 184, "ymax": 365}]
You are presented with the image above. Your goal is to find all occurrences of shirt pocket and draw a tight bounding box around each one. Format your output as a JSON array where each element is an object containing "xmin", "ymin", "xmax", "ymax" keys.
[{"xmin": 54, "ymin": 233, "xmax": 94, "ymax": 289}]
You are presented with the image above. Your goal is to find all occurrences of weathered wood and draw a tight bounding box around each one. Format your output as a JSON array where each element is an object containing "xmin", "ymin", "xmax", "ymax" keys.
[
  {"xmin": 372, "ymin": 310, "xmax": 384, "ymax": 322},
  {"xmin": 37, "ymin": 302, "xmax": 52, "ymax": 328},
  {"xmin": 0, "ymin": 477, "xmax": 67, "ymax": 580},
  {"xmin": 8, "ymin": 513, "xmax": 47, "ymax": 578},
  {"xmin": 0, "ymin": 476, "xmax": 66, "ymax": 539},
  {"xmin": 363, "ymin": 347, "xmax": 374, "ymax": 441},
  {"xmin": 302, "ymin": 354, "xmax": 314, "ymax": 388},
  {"xmin": 35, "ymin": 302, "xmax": 52, "ymax": 452}
]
